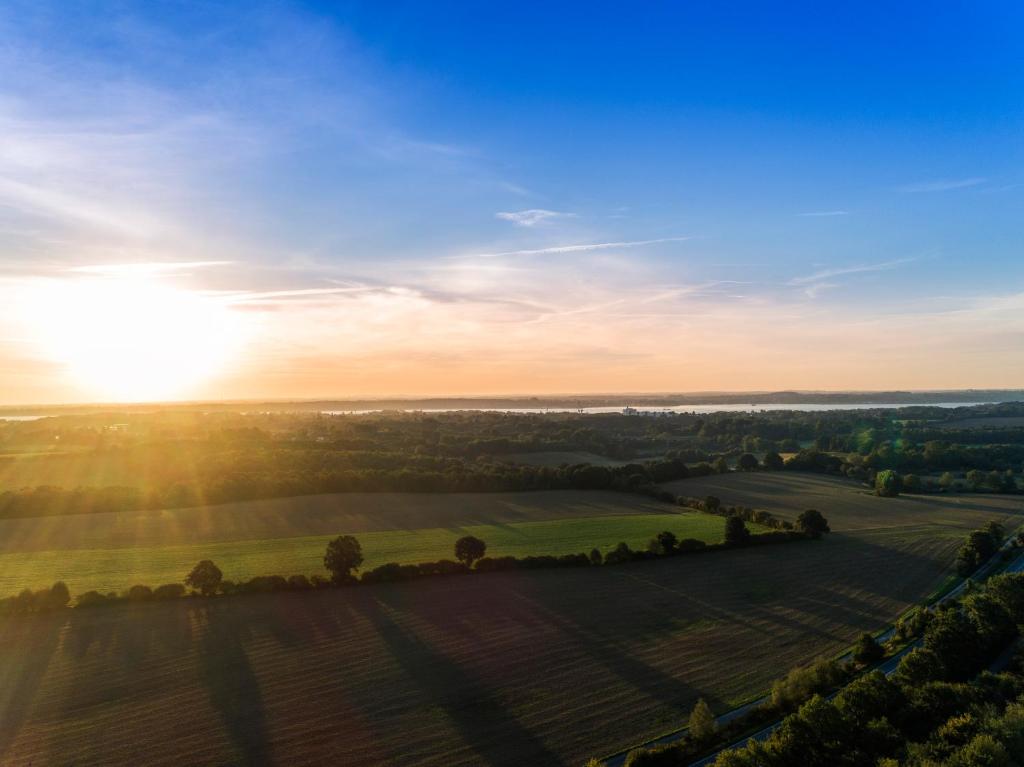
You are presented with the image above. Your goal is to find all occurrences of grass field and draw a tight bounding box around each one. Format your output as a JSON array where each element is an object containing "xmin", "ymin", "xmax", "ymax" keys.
[
  {"xmin": 0, "ymin": 511, "xmax": 732, "ymax": 595},
  {"xmin": 0, "ymin": 489, "xmax": 673, "ymax": 553},
  {"xmin": 3, "ymin": 473, "xmax": 1020, "ymax": 767}
]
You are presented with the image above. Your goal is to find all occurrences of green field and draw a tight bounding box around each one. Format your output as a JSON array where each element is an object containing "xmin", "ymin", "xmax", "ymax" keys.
[{"xmin": 0, "ymin": 511, "xmax": 733, "ymax": 596}]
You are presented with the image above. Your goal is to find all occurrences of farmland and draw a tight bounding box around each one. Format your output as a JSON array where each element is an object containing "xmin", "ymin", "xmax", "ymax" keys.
[
  {"xmin": 2, "ymin": 472, "xmax": 1019, "ymax": 766},
  {"xmin": 0, "ymin": 509, "xmax": 733, "ymax": 596},
  {"xmin": 662, "ymin": 470, "xmax": 1024, "ymax": 533}
]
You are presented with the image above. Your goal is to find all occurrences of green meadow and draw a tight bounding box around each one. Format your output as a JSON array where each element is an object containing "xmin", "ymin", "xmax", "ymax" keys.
[{"xmin": 0, "ymin": 511, "xmax": 734, "ymax": 596}]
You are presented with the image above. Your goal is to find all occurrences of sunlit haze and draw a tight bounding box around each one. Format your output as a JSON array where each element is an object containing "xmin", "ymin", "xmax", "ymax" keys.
[{"xmin": 1, "ymin": 3, "xmax": 1022, "ymax": 403}]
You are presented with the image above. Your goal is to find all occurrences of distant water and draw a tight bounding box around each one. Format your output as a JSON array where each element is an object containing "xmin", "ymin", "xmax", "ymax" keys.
[
  {"xmin": 322, "ymin": 402, "xmax": 989, "ymax": 416},
  {"xmin": 0, "ymin": 401, "xmax": 992, "ymax": 420}
]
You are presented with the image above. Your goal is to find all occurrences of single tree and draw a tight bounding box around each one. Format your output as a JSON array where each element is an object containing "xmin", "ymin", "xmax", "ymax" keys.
[
  {"xmin": 796, "ymin": 509, "xmax": 831, "ymax": 539},
  {"xmin": 454, "ymin": 535, "xmax": 487, "ymax": 568},
  {"xmin": 874, "ymin": 469, "xmax": 901, "ymax": 497},
  {"xmin": 966, "ymin": 469, "xmax": 985, "ymax": 491},
  {"xmin": 589, "ymin": 547, "xmax": 603, "ymax": 566},
  {"xmin": 852, "ymin": 632, "xmax": 884, "ymax": 664},
  {"xmin": 185, "ymin": 559, "xmax": 223, "ymax": 596},
  {"xmin": 47, "ymin": 581, "xmax": 71, "ymax": 608},
  {"xmin": 763, "ymin": 451, "xmax": 785, "ymax": 470},
  {"xmin": 704, "ymin": 495, "xmax": 722, "ymax": 513},
  {"xmin": 324, "ymin": 535, "xmax": 364, "ymax": 583},
  {"xmin": 737, "ymin": 453, "xmax": 759, "ymax": 472},
  {"xmin": 688, "ymin": 697, "xmax": 717, "ymax": 742},
  {"xmin": 654, "ymin": 530, "xmax": 678, "ymax": 554},
  {"xmin": 713, "ymin": 457, "xmax": 730, "ymax": 474},
  {"xmin": 724, "ymin": 515, "xmax": 750, "ymax": 545},
  {"xmin": 938, "ymin": 471, "xmax": 956, "ymax": 491}
]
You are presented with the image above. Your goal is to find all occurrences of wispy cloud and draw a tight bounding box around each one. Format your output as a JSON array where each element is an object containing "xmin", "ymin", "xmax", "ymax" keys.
[
  {"xmin": 789, "ymin": 257, "xmax": 916, "ymax": 287},
  {"xmin": 797, "ymin": 210, "xmax": 849, "ymax": 217},
  {"xmin": 468, "ymin": 236, "xmax": 695, "ymax": 259},
  {"xmin": 802, "ymin": 282, "xmax": 838, "ymax": 299},
  {"xmin": 495, "ymin": 209, "xmax": 574, "ymax": 227},
  {"xmin": 899, "ymin": 177, "xmax": 986, "ymax": 193},
  {"xmin": 70, "ymin": 261, "xmax": 232, "ymax": 275}
]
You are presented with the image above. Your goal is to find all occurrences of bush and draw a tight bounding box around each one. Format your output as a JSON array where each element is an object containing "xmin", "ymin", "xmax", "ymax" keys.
[
  {"xmin": 853, "ymin": 632, "xmax": 885, "ymax": 664},
  {"xmin": 126, "ymin": 584, "xmax": 153, "ymax": 601},
  {"xmin": 287, "ymin": 574, "xmax": 312, "ymax": 590},
  {"xmin": 796, "ymin": 509, "xmax": 831, "ymax": 539},
  {"xmin": 153, "ymin": 583, "xmax": 186, "ymax": 600},
  {"xmin": 604, "ymin": 541, "xmax": 634, "ymax": 565},
  {"xmin": 76, "ymin": 590, "xmax": 112, "ymax": 608},
  {"xmin": 770, "ymin": 658, "xmax": 846, "ymax": 711},
  {"xmin": 689, "ymin": 697, "xmax": 717, "ymax": 742},
  {"xmin": 875, "ymin": 469, "xmax": 901, "ymax": 497},
  {"xmin": 724, "ymin": 515, "xmax": 751, "ymax": 545}
]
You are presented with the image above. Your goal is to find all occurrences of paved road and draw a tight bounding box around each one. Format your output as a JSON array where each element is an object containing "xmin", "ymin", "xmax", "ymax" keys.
[
  {"xmin": 605, "ymin": 536, "xmax": 1024, "ymax": 767},
  {"xmin": 687, "ymin": 542, "xmax": 1024, "ymax": 767}
]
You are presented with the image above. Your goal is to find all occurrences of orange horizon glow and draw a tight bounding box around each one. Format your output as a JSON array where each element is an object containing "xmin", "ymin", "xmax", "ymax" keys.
[{"xmin": 2, "ymin": 260, "xmax": 1023, "ymax": 407}]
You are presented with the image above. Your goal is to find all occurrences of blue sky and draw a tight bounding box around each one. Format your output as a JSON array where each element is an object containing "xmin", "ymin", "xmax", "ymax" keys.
[{"xmin": 1, "ymin": 2, "xmax": 1022, "ymax": 402}]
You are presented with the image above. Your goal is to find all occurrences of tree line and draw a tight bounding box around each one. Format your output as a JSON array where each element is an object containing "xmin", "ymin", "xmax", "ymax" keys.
[
  {"xmin": 0, "ymin": 515, "xmax": 829, "ymax": 613},
  {"xmin": 613, "ymin": 564, "xmax": 1024, "ymax": 767}
]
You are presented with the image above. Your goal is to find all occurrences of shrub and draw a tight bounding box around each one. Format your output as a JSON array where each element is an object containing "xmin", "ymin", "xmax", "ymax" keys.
[
  {"xmin": 604, "ymin": 541, "xmax": 634, "ymax": 565},
  {"xmin": 126, "ymin": 584, "xmax": 153, "ymax": 601},
  {"xmin": 796, "ymin": 509, "xmax": 831, "ymax": 539},
  {"xmin": 853, "ymin": 632, "xmax": 885, "ymax": 664},
  {"xmin": 76, "ymin": 590, "xmax": 111, "ymax": 608},
  {"xmin": 287, "ymin": 574, "xmax": 312, "ymax": 590},
  {"xmin": 724, "ymin": 515, "xmax": 751, "ymax": 545},
  {"xmin": 770, "ymin": 658, "xmax": 845, "ymax": 711},
  {"xmin": 153, "ymin": 583, "xmax": 186, "ymax": 600},
  {"xmin": 875, "ymin": 469, "xmax": 901, "ymax": 497},
  {"xmin": 688, "ymin": 697, "xmax": 717, "ymax": 742}
]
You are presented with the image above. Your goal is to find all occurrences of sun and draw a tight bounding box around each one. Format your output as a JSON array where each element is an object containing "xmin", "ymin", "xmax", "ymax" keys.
[{"xmin": 23, "ymin": 275, "xmax": 245, "ymax": 402}]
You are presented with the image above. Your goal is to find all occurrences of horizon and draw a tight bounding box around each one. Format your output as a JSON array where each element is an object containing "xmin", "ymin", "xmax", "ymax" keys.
[
  {"xmin": 1, "ymin": 2, "xmax": 1022, "ymax": 403},
  {"xmin": 4, "ymin": 387, "xmax": 1024, "ymax": 412}
]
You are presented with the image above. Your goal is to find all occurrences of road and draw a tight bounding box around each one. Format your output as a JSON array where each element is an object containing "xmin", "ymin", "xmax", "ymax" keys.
[{"xmin": 602, "ymin": 536, "xmax": 1024, "ymax": 767}]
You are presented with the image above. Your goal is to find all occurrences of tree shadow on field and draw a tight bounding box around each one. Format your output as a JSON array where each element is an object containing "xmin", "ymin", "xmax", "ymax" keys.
[
  {"xmin": 194, "ymin": 602, "xmax": 274, "ymax": 767},
  {"xmin": 351, "ymin": 590, "xmax": 567, "ymax": 767},
  {"xmin": 0, "ymin": 611, "xmax": 66, "ymax": 759}
]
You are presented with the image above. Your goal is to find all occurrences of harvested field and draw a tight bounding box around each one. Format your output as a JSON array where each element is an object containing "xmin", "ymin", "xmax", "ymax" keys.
[
  {"xmin": 663, "ymin": 471, "xmax": 1024, "ymax": 533},
  {"xmin": 0, "ymin": 528, "xmax": 966, "ymax": 767}
]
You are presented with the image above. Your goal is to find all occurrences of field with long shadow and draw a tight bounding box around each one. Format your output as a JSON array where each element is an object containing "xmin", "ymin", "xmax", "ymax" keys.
[
  {"xmin": 0, "ymin": 479, "xmax": 999, "ymax": 767},
  {"xmin": 0, "ymin": 490, "xmax": 741, "ymax": 595}
]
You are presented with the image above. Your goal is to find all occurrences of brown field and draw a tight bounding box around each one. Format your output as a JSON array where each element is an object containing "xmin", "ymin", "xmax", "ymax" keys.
[
  {"xmin": 4, "ymin": 473, "xmax": 1022, "ymax": 767},
  {"xmin": 663, "ymin": 471, "xmax": 1024, "ymax": 533}
]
